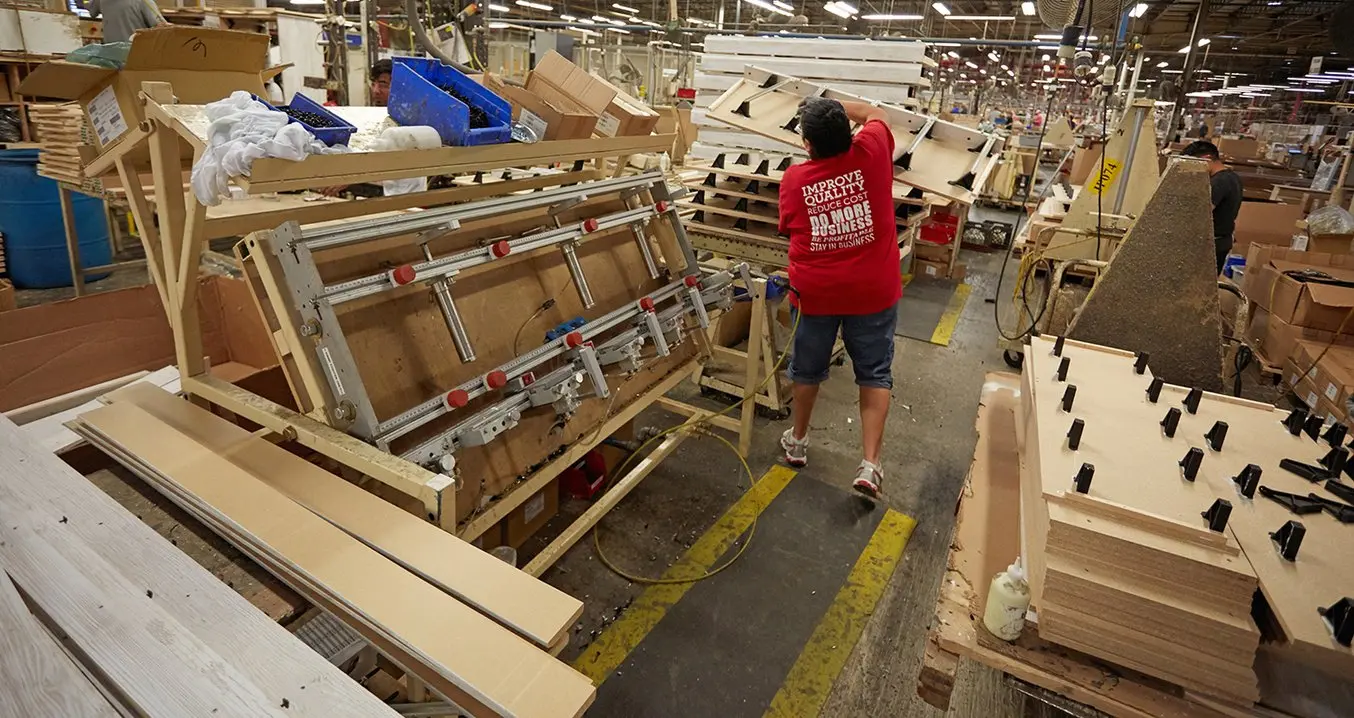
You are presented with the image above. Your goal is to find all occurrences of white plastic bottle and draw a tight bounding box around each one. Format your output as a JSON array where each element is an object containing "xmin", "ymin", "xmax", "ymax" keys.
[{"xmin": 982, "ymin": 561, "xmax": 1031, "ymax": 641}]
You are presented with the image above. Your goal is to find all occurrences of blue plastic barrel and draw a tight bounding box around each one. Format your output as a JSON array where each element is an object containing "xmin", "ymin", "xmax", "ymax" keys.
[{"xmin": 0, "ymin": 149, "xmax": 111, "ymax": 289}]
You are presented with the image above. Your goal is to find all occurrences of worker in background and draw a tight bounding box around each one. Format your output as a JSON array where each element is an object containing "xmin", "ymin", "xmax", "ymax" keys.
[
  {"xmin": 777, "ymin": 97, "xmax": 901, "ymax": 500},
  {"xmin": 87, "ymin": 0, "xmax": 165, "ymax": 44},
  {"xmin": 1182, "ymin": 141, "xmax": 1243, "ymax": 274},
  {"xmin": 320, "ymin": 60, "xmax": 394, "ymax": 198}
]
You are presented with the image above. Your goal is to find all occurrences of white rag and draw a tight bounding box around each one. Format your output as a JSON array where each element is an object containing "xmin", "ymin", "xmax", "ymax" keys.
[{"xmin": 190, "ymin": 91, "xmax": 348, "ymax": 206}]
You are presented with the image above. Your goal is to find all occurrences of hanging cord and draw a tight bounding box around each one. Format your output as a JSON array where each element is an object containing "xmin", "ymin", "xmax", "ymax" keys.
[
  {"xmin": 994, "ymin": 92, "xmax": 1060, "ymax": 342},
  {"xmin": 591, "ymin": 296, "xmax": 802, "ymax": 585}
]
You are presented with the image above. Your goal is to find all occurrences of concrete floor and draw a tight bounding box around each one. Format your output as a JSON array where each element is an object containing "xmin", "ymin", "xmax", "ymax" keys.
[{"xmin": 521, "ymin": 246, "xmax": 1061, "ymax": 717}]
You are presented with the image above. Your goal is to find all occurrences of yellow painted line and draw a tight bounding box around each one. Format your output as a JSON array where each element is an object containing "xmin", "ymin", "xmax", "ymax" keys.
[
  {"xmin": 572, "ymin": 465, "xmax": 798, "ymax": 685},
  {"xmin": 929, "ymin": 281, "xmax": 971, "ymax": 347},
  {"xmin": 763, "ymin": 509, "xmax": 916, "ymax": 718}
]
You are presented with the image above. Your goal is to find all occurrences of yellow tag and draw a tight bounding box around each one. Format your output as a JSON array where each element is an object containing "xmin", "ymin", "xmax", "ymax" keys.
[{"xmin": 1089, "ymin": 158, "xmax": 1123, "ymax": 195}]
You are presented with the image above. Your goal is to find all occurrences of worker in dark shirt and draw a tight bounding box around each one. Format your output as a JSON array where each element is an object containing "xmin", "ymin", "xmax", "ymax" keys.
[{"xmin": 1183, "ymin": 141, "xmax": 1243, "ymax": 274}]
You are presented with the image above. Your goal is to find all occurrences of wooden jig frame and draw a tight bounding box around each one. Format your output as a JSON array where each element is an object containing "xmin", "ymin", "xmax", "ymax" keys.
[{"xmin": 89, "ymin": 80, "xmax": 754, "ymax": 577}]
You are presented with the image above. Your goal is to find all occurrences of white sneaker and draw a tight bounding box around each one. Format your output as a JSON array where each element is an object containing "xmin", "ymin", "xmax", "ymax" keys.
[
  {"xmin": 853, "ymin": 460, "xmax": 884, "ymax": 500},
  {"xmin": 781, "ymin": 429, "xmax": 809, "ymax": 467}
]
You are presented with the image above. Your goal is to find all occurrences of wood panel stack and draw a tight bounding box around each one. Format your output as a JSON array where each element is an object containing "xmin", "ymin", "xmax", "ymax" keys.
[
  {"xmin": 689, "ymin": 35, "xmax": 934, "ymax": 164},
  {"xmin": 30, "ymin": 101, "xmax": 92, "ymax": 185},
  {"xmin": 1019, "ymin": 335, "xmax": 1354, "ymax": 709}
]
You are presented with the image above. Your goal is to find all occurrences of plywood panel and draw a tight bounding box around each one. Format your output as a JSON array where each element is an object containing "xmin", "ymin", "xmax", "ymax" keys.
[
  {"xmin": 108, "ymin": 382, "xmax": 583, "ymax": 651},
  {"xmin": 698, "ymin": 54, "xmax": 927, "ymax": 85},
  {"xmin": 76, "ymin": 399, "xmax": 597, "ymax": 718},
  {"xmin": 701, "ymin": 35, "xmax": 932, "ymax": 64},
  {"xmin": 0, "ymin": 416, "xmax": 395, "ymax": 718}
]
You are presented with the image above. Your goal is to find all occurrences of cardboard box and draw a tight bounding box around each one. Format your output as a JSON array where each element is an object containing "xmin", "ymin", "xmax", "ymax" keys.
[
  {"xmin": 1245, "ymin": 304, "xmax": 1354, "ymax": 367},
  {"xmin": 1216, "ymin": 136, "xmax": 1261, "ymax": 160},
  {"xmin": 0, "ymin": 72, "xmax": 10, "ymax": 103},
  {"xmin": 483, "ymin": 73, "xmax": 597, "ymax": 141},
  {"xmin": 1297, "ymin": 234, "xmax": 1354, "ymax": 254},
  {"xmin": 915, "ymin": 258, "xmax": 948, "ymax": 279},
  {"xmin": 18, "ymin": 27, "xmax": 279, "ymax": 151},
  {"xmin": 594, "ymin": 83, "xmax": 660, "ymax": 138},
  {"xmin": 1244, "ymin": 244, "xmax": 1354, "ymax": 332},
  {"xmin": 0, "ymin": 279, "xmax": 14, "ymax": 312},
  {"xmin": 526, "ymin": 51, "xmax": 615, "ymax": 119},
  {"xmin": 0, "ymin": 275, "xmax": 276, "ymax": 411},
  {"xmin": 1292, "ymin": 339, "xmax": 1354, "ymax": 411},
  {"xmin": 1232, "ymin": 200, "xmax": 1304, "ymax": 254},
  {"xmin": 951, "ymin": 262, "xmax": 967, "ymax": 281},
  {"xmin": 1282, "ymin": 357, "xmax": 1348, "ymax": 422},
  {"xmin": 469, "ymin": 522, "xmax": 505, "ymax": 551},
  {"xmin": 503, "ymin": 478, "xmax": 560, "ymax": 548},
  {"xmin": 913, "ymin": 240, "xmax": 950, "ymax": 263}
]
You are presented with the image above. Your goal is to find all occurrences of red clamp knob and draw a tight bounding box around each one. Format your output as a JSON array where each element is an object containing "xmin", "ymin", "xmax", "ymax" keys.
[
  {"xmin": 390, "ymin": 264, "xmax": 417, "ymax": 286},
  {"xmin": 484, "ymin": 370, "xmax": 508, "ymax": 390},
  {"xmin": 639, "ymin": 297, "xmax": 655, "ymax": 312},
  {"xmin": 490, "ymin": 240, "xmax": 512, "ymax": 258},
  {"xmin": 655, "ymin": 200, "xmax": 670, "ymax": 212},
  {"xmin": 683, "ymin": 274, "xmax": 700, "ymax": 288},
  {"xmin": 582, "ymin": 218, "xmax": 600, "ymax": 233},
  {"xmin": 445, "ymin": 389, "xmax": 470, "ymax": 408},
  {"xmin": 564, "ymin": 331, "xmax": 584, "ymax": 348}
]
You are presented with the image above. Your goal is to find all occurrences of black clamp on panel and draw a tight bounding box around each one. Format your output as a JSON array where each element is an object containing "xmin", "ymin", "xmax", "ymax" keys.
[
  {"xmin": 1161, "ymin": 407, "xmax": 1182, "ymax": 438},
  {"xmin": 1257, "ymin": 485, "xmax": 1325, "ymax": 515},
  {"xmin": 1180, "ymin": 447, "xmax": 1204, "ymax": 481},
  {"xmin": 1270, "ymin": 520, "xmax": 1305, "ymax": 562},
  {"xmin": 1073, "ymin": 463, "xmax": 1094, "ymax": 494},
  {"xmin": 1147, "ymin": 376, "xmax": 1164, "ymax": 403},
  {"xmin": 1205, "ymin": 421, "xmax": 1229, "ymax": 451},
  {"xmin": 1067, "ymin": 418, "xmax": 1084, "ymax": 451},
  {"xmin": 1233, "ymin": 464, "xmax": 1261, "ymax": 499},
  {"xmin": 1319, "ymin": 597, "xmax": 1354, "ymax": 647},
  {"xmin": 1183, "ymin": 387, "xmax": 1203, "ymax": 415},
  {"xmin": 1283, "ymin": 407, "xmax": 1308, "ymax": 436},
  {"xmin": 1061, "ymin": 385, "xmax": 1076, "ymax": 412},
  {"xmin": 1134, "ymin": 351, "xmax": 1149, "ymax": 375},
  {"xmin": 1202, "ymin": 498, "xmax": 1232, "ymax": 532}
]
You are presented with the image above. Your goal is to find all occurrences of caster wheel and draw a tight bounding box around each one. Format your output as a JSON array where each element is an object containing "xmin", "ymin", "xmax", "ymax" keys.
[{"xmin": 1003, "ymin": 349, "xmax": 1025, "ymax": 370}]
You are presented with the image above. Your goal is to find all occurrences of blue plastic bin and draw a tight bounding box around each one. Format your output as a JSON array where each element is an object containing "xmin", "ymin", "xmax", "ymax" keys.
[
  {"xmin": 388, "ymin": 57, "xmax": 512, "ymax": 146},
  {"xmin": 253, "ymin": 93, "xmax": 357, "ymax": 147},
  {"xmin": 0, "ymin": 149, "xmax": 111, "ymax": 289}
]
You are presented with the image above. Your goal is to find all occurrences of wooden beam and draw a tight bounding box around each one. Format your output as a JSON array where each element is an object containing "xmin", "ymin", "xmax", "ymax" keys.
[
  {"xmin": 522, "ymin": 431, "xmax": 687, "ymax": 577},
  {"xmin": 739, "ymin": 279, "xmax": 765, "ymax": 457},
  {"xmin": 181, "ymin": 374, "xmax": 456, "ymax": 530},
  {"xmin": 57, "ymin": 185, "xmax": 84, "ymax": 297},
  {"xmin": 115, "ymin": 157, "xmax": 170, "ymax": 315}
]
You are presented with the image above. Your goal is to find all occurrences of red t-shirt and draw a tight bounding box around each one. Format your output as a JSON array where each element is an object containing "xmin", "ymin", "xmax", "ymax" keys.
[{"xmin": 778, "ymin": 119, "xmax": 902, "ymax": 315}]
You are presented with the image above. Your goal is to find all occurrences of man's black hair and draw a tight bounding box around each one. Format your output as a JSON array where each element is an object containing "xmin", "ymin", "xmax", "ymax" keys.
[
  {"xmin": 1182, "ymin": 140, "xmax": 1221, "ymax": 161},
  {"xmin": 372, "ymin": 59, "xmax": 393, "ymax": 81},
  {"xmin": 799, "ymin": 97, "xmax": 852, "ymax": 160}
]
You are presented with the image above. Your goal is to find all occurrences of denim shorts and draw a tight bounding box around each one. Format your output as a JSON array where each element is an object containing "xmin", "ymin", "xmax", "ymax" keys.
[{"xmin": 788, "ymin": 303, "xmax": 898, "ymax": 389}]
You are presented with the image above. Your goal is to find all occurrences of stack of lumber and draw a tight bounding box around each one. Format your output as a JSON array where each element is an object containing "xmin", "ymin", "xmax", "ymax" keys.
[
  {"xmin": 0, "ymin": 413, "xmax": 400, "ymax": 717},
  {"xmin": 29, "ymin": 102, "xmax": 92, "ymax": 185},
  {"xmin": 679, "ymin": 148, "xmax": 925, "ymax": 266},
  {"xmin": 71, "ymin": 384, "xmax": 597, "ymax": 718},
  {"xmin": 1019, "ymin": 335, "xmax": 1354, "ymax": 708},
  {"xmin": 689, "ymin": 35, "xmax": 934, "ymax": 163}
]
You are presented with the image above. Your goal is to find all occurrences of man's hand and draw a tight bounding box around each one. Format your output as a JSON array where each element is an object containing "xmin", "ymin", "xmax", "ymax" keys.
[{"xmin": 838, "ymin": 99, "xmax": 889, "ymax": 127}]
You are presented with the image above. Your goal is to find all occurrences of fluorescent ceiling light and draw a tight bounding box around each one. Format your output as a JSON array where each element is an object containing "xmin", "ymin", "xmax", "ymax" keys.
[
  {"xmin": 932, "ymin": 2, "xmax": 950, "ymax": 15},
  {"xmin": 488, "ymin": 21, "xmax": 511, "ymax": 28},
  {"xmin": 1043, "ymin": 64, "xmax": 1051, "ymax": 72},
  {"xmin": 1033, "ymin": 33, "xmax": 1097, "ymax": 40},
  {"xmin": 824, "ymin": 1, "xmax": 852, "ymax": 17},
  {"xmin": 1161, "ymin": 69, "xmax": 1182, "ymax": 73},
  {"xmin": 488, "ymin": 3, "xmax": 509, "ymax": 9},
  {"xmin": 612, "ymin": 2, "xmax": 638, "ymax": 11},
  {"xmin": 862, "ymin": 13, "xmax": 923, "ymax": 19},
  {"xmin": 1130, "ymin": 2, "xmax": 1147, "ymax": 17},
  {"xmin": 1185, "ymin": 91, "xmax": 1217, "ymax": 97},
  {"xmin": 516, "ymin": 0, "xmax": 552, "ymax": 9},
  {"xmin": 1156, "ymin": 61, "xmax": 1168, "ymax": 68},
  {"xmin": 988, "ymin": 51, "xmax": 1000, "ymax": 61},
  {"xmin": 606, "ymin": 17, "xmax": 626, "ymax": 24},
  {"xmin": 578, "ymin": 16, "xmax": 595, "ymax": 23},
  {"xmin": 773, "ymin": 0, "xmax": 794, "ymax": 8},
  {"xmin": 1241, "ymin": 93, "xmax": 1270, "ymax": 97},
  {"xmin": 1283, "ymin": 87, "xmax": 1325, "ymax": 93},
  {"xmin": 964, "ymin": 60, "xmax": 978, "ymax": 68},
  {"xmin": 946, "ymin": 50, "xmax": 959, "ymax": 58},
  {"xmin": 980, "ymin": 69, "xmax": 987, "ymax": 74},
  {"xmin": 605, "ymin": 26, "xmax": 630, "ymax": 33},
  {"xmin": 1000, "ymin": 63, "xmax": 1008, "ymax": 70},
  {"xmin": 559, "ymin": 13, "xmax": 575, "ymax": 19},
  {"xmin": 949, "ymin": 15, "xmax": 1015, "ymax": 20},
  {"xmin": 1057, "ymin": 77, "xmax": 1075, "ymax": 82},
  {"xmin": 1197, "ymin": 38, "xmax": 1211, "ymax": 46},
  {"xmin": 590, "ymin": 14, "xmax": 608, "ymax": 20},
  {"xmin": 1041, "ymin": 53, "xmax": 1050, "ymax": 61},
  {"xmin": 932, "ymin": 42, "xmax": 961, "ymax": 46},
  {"xmin": 1021, "ymin": 1, "xmax": 1035, "ymax": 14}
]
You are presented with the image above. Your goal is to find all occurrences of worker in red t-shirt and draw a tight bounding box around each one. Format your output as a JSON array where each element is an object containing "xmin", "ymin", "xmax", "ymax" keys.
[{"xmin": 777, "ymin": 97, "xmax": 901, "ymax": 500}]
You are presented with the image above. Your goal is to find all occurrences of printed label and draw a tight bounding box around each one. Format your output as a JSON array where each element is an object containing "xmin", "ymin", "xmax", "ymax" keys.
[
  {"xmin": 320, "ymin": 346, "xmax": 346, "ymax": 396},
  {"xmin": 523, "ymin": 492, "xmax": 546, "ymax": 523},
  {"xmin": 596, "ymin": 112, "xmax": 621, "ymax": 137},
  {"xmin": 1089, "ymin": 158, "xmax": 1123, "ymax": 196},
  {"xmin": 519, "ymin": 109, "xmax": 548, "ymax": 141},
  {"xmin": 88, "ymin": 85, "xmax": 128, "ymax": 146},
  {"xmin": 1292, "ymin": 234, "xmax": 1309, "ymax": 251},
  {"xmin": 1327, "ymin": 382, "xmax": 1340, "ymax": 401},
  {"xmin": 1290, "ymin": 373, "xmax": 1300, "ymax": 388},
  {"xmin": 1306, "ymin": 391, "xmax": 1318, "ymax": 408}
]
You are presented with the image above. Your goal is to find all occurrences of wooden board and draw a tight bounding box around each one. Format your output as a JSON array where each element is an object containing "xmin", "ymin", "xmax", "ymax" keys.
[
  {"xmin": 0, "ymin": 571, "xmax": 120, "ymax": 717},
  {"xmin": 74, "ymin": 399, "xmax": 598, "ymax": 718},
  {"xmin": 107, "ymin": 382, "xmax": 583, "ymax": 651},
  {"xmin": 700, "ymin": 35, "xmax": 934, "ymax": 65},
  {"xmin": 706, "ymin": 67, "xmax": 1000, "ymax": 205},
  {"xmin": 1026, "ymin": 335, "xmax": 1354, "ymax": 675},
  {"xmin": 698, "ymin": 54, "xmax": 929, "ymax": 86},
  {"xmin": 694, "ymin": 72, "xmax": 919, "ymax": 107},
  {"xmin": 0, "ymin": 416, "xmax": 393, "ymax": 718}
]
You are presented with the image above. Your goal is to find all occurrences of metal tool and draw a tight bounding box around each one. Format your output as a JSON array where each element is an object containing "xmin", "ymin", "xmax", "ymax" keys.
[{"xmin": 893, "ymin": 117, "xmax": 934, "ymax": 172}]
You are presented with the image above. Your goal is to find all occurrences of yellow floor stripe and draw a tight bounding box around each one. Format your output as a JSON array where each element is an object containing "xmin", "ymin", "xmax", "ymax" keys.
[
  {"xmin": 929, "ymin": 282, "xmax": 971, "ymax": 346},
  {"xmin": 572, "ymin": 465, "xmax": 798, "ymax": 685},
  {"xmin": 763, "ymin": 509, "xmax": 917, "ymax": 718}
]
